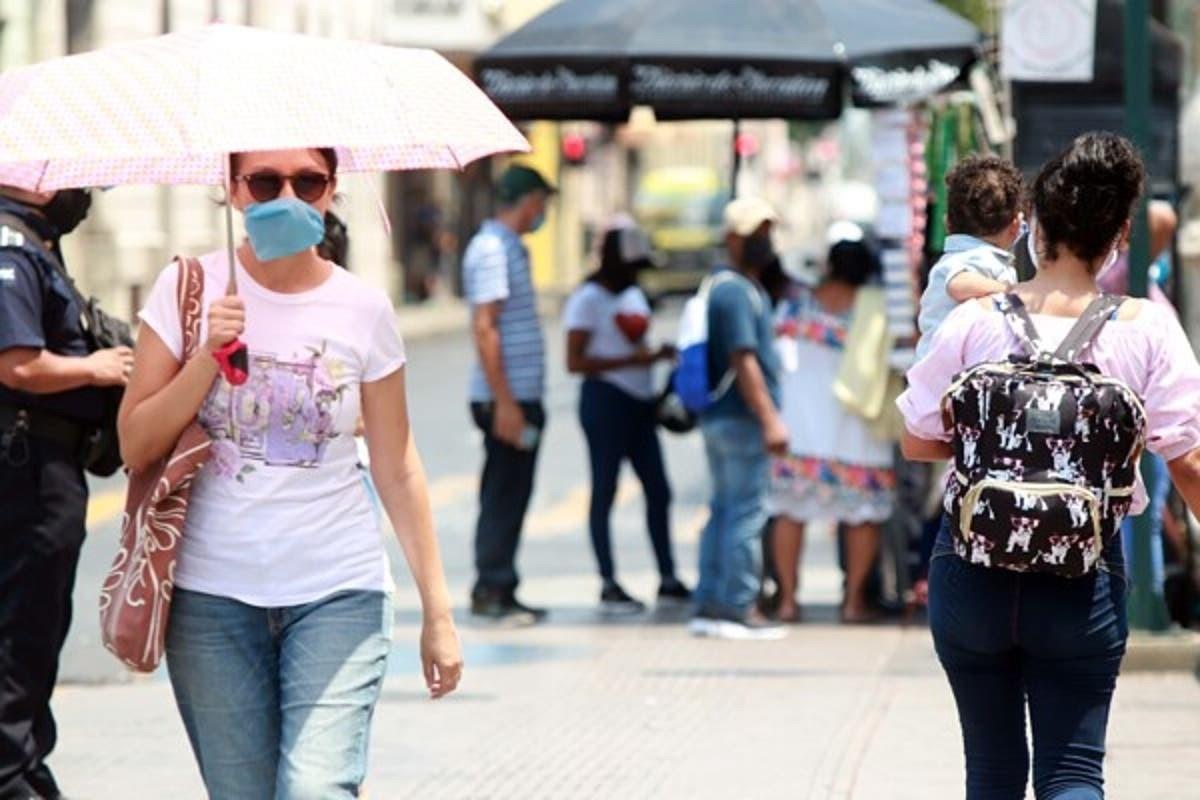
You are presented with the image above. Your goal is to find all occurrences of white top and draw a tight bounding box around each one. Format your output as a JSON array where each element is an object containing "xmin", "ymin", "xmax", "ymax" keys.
[
  {"xmin": 916, "ymin": 235, "xmax": 1018, "ymax": 359},
  {"xmin": 562, "ymin": 282, "xmax": 656, "ymax": 400},
  {"xmin": 774, "ymin": 291, "xmax": 894, "ymax": 470},
  {"xmin": 139, "ymin": 251, "xmax": 405, "ymax": 607}
]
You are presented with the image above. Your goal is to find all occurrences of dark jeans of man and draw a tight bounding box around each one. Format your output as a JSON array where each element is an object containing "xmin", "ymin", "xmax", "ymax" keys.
[
  {"xmin": 470, "ymin": 401, "xmax": 545, "ymax": 597},
  {"xmin": 0, "ymin": 436, "xmax": 87, "ymax": 799},
  {"xmin": 578, "ymin": 379, "xmax": 675, "ymax": 583},
  {"xmin": 928, "ymin": 541, "xmax": 1128, "ymax": 800}
]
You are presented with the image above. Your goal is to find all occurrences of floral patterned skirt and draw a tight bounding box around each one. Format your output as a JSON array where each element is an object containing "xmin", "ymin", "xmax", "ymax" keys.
[{"xmin": 767, "ymin": 454, "xmax": 896, "ymax": 525}]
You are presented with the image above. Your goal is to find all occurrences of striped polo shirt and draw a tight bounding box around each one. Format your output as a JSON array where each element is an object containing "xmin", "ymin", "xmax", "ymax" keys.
[{"xmin": 463, "ymin": 219, "xmax": 546, "ymax": 402}]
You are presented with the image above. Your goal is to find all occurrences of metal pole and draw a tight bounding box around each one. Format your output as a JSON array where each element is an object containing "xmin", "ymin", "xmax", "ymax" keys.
[
  {"xmin": 731, "ymin": 118, "xmax": 741, "ymax": 199},
  {"xmin": 990, "ymin": 0, "xmax": 1015, "ymax": 160},
  {"xmin": 1123, "ymin": 0, "xmax": 1170, "ymax": 632}
]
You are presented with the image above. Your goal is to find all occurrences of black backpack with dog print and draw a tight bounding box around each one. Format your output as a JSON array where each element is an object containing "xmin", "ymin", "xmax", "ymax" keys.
[{"xmin": 941, "ymin": 294, "xmax": 1147, "ymax": 578}]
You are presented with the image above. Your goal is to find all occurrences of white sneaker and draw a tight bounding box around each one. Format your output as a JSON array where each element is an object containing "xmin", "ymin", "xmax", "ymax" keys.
[
  {"xmin": 712, "ymin": 613, "xmax": 787, "ymax": 641},
  {"xmin": 688, "ymin": 615, "xmax": 719, "ymax": 637}
]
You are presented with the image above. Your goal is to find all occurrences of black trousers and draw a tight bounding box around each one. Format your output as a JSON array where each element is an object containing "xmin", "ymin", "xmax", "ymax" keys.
[
  {"xmin": 470, "ymin": 401, "xmax": 544, "ymax": 596},
  {"xmin": 0, "ymin": 435, "xmax": 86, "ymax": 798}
]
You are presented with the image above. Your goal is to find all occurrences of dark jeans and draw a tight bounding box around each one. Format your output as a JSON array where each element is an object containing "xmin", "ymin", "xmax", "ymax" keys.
[
  {"xmin": 470, "ymin": 401, "xmax": 545, "ymax": 596},
  {"xmin": 578, "ymin": 379, "xmax": 675, "ymax": 583},
  {"xmin": 929, "ymin": 543, "xmax": 1128, "ymax": 800},
  {"xmin": 0, "ymin": 436, "xmax": 86, "ymax": 798}
]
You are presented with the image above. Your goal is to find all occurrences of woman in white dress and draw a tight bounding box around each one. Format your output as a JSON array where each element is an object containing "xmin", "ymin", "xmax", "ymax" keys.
[{"xmin": 768, "ymin": 239, "xmax": 896, "ymax": 622}]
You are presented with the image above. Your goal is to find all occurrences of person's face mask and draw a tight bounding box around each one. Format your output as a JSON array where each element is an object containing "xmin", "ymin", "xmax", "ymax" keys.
[
  {"xmin": 742, "ymin": 231, "xmax": 776, "ymax": 270},
  {"xmin": 42, "ymin": 189, "xmax": 92, "ymax": 236},
  {"xmin": 528, "ymin": 212, "xmax": 546, "ymax": 234},
  {"xmin": 244, "ymin": 197, "xmax": 326, "ymax": 261}
]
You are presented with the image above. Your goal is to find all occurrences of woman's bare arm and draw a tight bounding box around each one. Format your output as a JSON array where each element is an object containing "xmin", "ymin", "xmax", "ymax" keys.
[
  {"xmin": 902, "ymin": 429, "xmax": 954, "ymax": 462},
  {"xmin": 362, "ymin": 367, "xmax": 461, "ymax": 699}
]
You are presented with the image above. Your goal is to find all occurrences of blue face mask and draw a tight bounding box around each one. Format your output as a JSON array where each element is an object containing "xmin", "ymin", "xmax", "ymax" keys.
[
  {"xmin": 244, "ymin": 198, "xmax": 326, "ymax": 261},
  {"xmin": 529, "ymin": 212, "xmax": 546, "ymax": 234}
]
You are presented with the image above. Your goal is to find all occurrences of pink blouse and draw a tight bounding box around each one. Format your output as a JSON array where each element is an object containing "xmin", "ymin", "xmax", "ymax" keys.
[{"xmin": 897, "ymin": 298, "xmax": 1200, "ymax": 509}]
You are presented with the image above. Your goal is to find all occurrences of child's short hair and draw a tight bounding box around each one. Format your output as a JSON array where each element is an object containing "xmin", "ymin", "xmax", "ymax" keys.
[{"xmin": 946, "ymin": 155, "xmax": 1023, "ymax": 238}]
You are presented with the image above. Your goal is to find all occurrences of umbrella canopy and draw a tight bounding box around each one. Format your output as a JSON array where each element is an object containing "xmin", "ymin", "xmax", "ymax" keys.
[
  {"xmin": 477, "ymin": 0, "xmax": 980, "ymax": 122},
  {"xmin": 0, "ymin": 23, "xmax": 529, "ymax": 191}
]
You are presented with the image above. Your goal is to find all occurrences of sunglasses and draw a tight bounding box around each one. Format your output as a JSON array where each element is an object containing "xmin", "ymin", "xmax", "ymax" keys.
[{"xmin": 235, "ymin": 171, "xmax": 332, "ymax": 203}]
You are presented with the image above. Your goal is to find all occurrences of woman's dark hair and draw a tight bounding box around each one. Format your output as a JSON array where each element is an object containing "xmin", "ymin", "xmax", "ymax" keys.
[
  {"xmin": 318, "ymin": 210, "xmax": 349, "ymax": 266},
  {"xmin": 229, "ymin": 147, "xmax": 339, "ymax": 176},
  {"xmin": 1031, "ymin": 133, "xmax": 1144, "ymax": 266},
  {"xmin": 590, "ymin": 228, "xmax": 648, "ymax": 291},
  {"xmin": 826, "ymin": 239, "xmax": 878, "ymax": 288}
]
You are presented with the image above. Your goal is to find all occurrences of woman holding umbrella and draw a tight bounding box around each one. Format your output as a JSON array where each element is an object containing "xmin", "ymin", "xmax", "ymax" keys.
[{"xmin": 117, "ymin": 147, "xmax": 461, "ymax": 798}]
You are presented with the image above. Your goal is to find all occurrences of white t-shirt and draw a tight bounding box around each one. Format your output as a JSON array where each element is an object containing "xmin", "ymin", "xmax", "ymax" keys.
[
  {"xmin": 138, "ymin": 251, "xmax": 405, "ymax": 607},
  {"xmin": 562, "ymin": 283, "xmax": 655, "ymax": 400}
]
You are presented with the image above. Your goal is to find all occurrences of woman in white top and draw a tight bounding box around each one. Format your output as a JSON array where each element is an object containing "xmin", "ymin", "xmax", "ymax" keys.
[
  {"xmin": 118, "ymin": 148, "xmax": 460, "ymax": 799},
  {"xmin": 564, "ymin": 221, "xmax": 689, "ymax": 614},
  {"xmin": 769, "ymin": 239, "xmax": 896, "ymax": 623}
]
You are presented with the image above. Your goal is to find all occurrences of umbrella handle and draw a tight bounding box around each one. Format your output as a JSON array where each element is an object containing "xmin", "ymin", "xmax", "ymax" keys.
[
  {"xmin": 213, "ymin": 339, "xmax": 249, "ymax": 386},
  {"xmin": 218, "ymin": 153, "xmax": 249, "ymax": 386}
]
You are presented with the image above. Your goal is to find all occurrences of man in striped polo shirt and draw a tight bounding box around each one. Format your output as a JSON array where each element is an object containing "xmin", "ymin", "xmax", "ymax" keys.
[{"xmin": 464, "ymin": 165, "xmax": 555, "ymax": 624}]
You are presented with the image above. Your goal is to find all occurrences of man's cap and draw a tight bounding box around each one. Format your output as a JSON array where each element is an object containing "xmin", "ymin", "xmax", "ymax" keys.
[
  {"xmin": 497, "ymin": 164, "xmax": 556, "ymax": 204},
  {"xmin": 723, "ymin": 196, "xmax": 778, "ymax": 237}
]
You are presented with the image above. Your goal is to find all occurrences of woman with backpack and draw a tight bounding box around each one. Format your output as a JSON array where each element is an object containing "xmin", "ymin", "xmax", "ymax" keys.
[
  {"xmin": 563, "ymin": 218, "xmax": 690, "ymax": 614},
  {"xmin": 898, "ymin": 132, "xmax": 1200, "ymax": 799}
]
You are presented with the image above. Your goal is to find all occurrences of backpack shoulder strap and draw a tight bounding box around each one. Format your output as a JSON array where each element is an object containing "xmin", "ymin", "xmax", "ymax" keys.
[
  {"xmin": 174, "ymin": 256, "xmax": 206, "ymax": 359},
  {"xmin": 708, "ymin": 270, "xmax": 765, "ymax": 315},
  {"xmin": 1053, "ymin": 294, "xmax": 1124, "ymax": 363},
  {"xmin": 996, "ymin": 293, "xmax": 1044, "ymax": 357}
]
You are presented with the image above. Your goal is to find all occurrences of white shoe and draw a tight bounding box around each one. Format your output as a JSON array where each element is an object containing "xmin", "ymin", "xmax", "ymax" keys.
[
  {"xmin": 688, "ymin": 616, "xmax": 719, "ymax": 637},
  {"xmin": 712, "ymin": 614, "xmax": 787, "ymax": 641}
]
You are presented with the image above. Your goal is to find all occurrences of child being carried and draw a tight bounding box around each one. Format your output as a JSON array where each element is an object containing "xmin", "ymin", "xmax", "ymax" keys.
[{"xmin": 915, "ymin": 155, "xmax": 1024, "ymax": 360}]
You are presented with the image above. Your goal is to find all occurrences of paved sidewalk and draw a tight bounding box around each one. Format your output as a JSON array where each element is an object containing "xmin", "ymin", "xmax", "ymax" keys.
[{"xmin": 49, "ymin": 601, "xmax": 1200, "ymax": 799}]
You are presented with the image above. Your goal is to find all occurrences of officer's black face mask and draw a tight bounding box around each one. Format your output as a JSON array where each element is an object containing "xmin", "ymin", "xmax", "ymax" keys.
[
  {"xmin": 741, "ymin": 231, "xmax": 776, "ymax": 271},
  {"xmin": 42, "ymin": 189, "xmax": 93, "ymax": 236}
]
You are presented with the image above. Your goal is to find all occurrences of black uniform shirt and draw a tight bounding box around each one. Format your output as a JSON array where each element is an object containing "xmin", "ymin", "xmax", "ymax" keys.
[{"xmin": 0, "ymin": 196, "xmax": 103, "ymax": 424}]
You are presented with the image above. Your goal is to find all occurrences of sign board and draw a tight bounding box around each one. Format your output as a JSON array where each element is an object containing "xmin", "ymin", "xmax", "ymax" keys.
[{"xmin": 1002, "ymin": 0, "xmax": 1098, "ymax": 83}]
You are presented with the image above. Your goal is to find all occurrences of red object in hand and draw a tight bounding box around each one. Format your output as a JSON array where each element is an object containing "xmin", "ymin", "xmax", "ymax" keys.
[
  {"xmin": 614, "ymin": 312, "xmax": 649, "ymax": 343},
  {"xmin": 212, "ymin": 339, "xmax": 249, "ymax": 386}
]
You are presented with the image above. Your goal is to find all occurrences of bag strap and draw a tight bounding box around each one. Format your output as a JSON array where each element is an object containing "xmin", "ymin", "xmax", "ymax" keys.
[
  {"xmin": 704, "ymin": 270, "xmax": 767, "ymax": 401},
  {"xmin": 706, "ymin": 269, "xmax": 766, "ymax": 315},
  {"xmin": 174, "ymin": 257, "xmax": 206, "ymax": 359},
  {"xmin": 1051, "ymin": 294, "xmax": 1124, "ymax": 363},
  {"xmin": 997, "ymin": 293, "xmax": 1044, "ymax": 357}
]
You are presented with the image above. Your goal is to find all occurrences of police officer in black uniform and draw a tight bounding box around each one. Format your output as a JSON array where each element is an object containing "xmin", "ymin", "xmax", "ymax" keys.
[{"xmin": 0, "ymin": 186, "xmax": 132, "ymax": 800}]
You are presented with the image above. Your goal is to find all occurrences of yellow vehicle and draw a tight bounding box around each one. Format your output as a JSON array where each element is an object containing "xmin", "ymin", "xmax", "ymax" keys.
[{"xmin": 633, "ymin": 167, "xmax": 727, "ymax": 299}]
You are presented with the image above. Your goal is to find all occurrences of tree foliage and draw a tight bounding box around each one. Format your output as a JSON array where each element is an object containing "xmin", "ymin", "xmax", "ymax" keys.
[{"xmin": 936, "ymin": 0, "xmax": 994, "ymax": 34}]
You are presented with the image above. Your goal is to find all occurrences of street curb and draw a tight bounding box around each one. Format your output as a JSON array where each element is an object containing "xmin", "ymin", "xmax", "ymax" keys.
[{"xmin": 1123, "ymin": 631, "xmax": 1200, "ymax": 673}]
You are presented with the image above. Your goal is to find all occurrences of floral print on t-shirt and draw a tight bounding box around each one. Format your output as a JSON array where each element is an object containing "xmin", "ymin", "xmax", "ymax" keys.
[{"xmin": 199, "ymin": 342, "xmax": 351, "ymax": 479}]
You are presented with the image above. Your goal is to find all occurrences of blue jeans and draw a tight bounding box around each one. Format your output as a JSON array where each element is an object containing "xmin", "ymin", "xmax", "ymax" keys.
[
  {"xmin": 166, "ymin": 589, "xmax": 392, "ymax": 800},
  {"xmin": 579, "ymin": 379, "xmax": 675, "ymax": 582},
  {"xmin": 1120, "ymin": 453, "xmax": 1168, "ymax": 596},
  {"xmin": 695, "ymin": 415, "xmax": 768, "ymax": 618},
  {"xmin": 929, "ymin": 550, "xmax": 1128, "ymax": 800}
]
